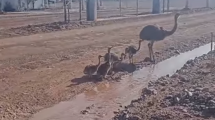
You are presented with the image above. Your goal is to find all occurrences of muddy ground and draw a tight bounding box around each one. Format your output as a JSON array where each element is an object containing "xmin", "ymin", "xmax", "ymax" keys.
[
  {"xmin": 1, "ymin": 9, "xmax": 215, "ymax": 120},
  {"xmin": 113, "ymin": 51, "xmax": 215, "ymax": 120}
]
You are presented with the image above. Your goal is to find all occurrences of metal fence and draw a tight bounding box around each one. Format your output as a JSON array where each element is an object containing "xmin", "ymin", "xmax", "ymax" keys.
[
  {"xmin": 7, "ymin": 0, "xmax": 214, "ymax": 24},
  {"xmin": 69, "ymin": 0, "xmax": 215, "ymax": 21}
]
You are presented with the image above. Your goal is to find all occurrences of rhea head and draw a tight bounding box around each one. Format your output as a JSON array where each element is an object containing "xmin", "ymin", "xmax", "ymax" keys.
[{"xmin": 175, "ymin": 13, "xmax": 180, "ymax": 19}]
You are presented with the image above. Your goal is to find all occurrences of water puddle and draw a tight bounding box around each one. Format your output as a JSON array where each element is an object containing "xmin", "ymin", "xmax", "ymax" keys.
[{"xmin": 30, "ymin": 43, "xmax": 214, "ymax": 120}]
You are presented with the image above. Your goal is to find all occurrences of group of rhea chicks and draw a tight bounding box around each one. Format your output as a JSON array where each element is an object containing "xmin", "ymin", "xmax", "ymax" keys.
[
  {"xmin": 83, "ymin": 13, "xmax": 180, "ymax": 80},
  {"xmin": 83, "ymin": 40, "xmax": 142, "ymax": 80}
]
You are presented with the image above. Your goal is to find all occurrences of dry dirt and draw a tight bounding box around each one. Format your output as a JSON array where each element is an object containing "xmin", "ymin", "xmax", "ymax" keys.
[
  {"xmin": 113, "ymin": 51, "xmax": 215, "ymax": 120},
  {"xmin": 1, "ymin": 9, "xmax": 215, "ymax": 120},
  {"xmin": 0, "ymin": 7, "xmax": 212, "ymax": 39},
  {"xmin": 0, "ymin": 9, "xmax": 137, "ymax": 29},
  {"xmin": 1, "ymin": 0, "xmax": 212, "ymax": 29}
]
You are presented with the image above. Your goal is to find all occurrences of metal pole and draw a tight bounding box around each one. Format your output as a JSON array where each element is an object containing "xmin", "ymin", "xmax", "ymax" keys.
[
  {"xmin": 163, "ymin": 0, "xmax": 165, "ymax": 13},
  {"xmin": 167, "ymin": 0, "xmax": 169, "ymax": 12},
  {"xmin": 119, "ymin": 0, "xmax": 122, "ymax": 16},
  {"xmin": 211, "ymin": 32, "xmax": 213, "ymax": 51},
  {"xmin": 97, "ymin": 0, "xmax": 99, "ymax": 10},
  {"xmin": 152, "ymin": 0, "xmax": 160, "ymax": 14},
  {"xmin": 185, "ymin": 0, "xmax": 189, "ymax": 8},
  {"xmin": 136, "ymin": 0, "xmax": 139, "ymax": 15},
  {"xmin": 0, "ymin": 0, "xmax": 3, "ymax": 11},
  {"xmin": 206, "ymin": 0, "xmax": 209, "ymax": 8},
  {"xmin": 82, "ymin": 0, "xmax": 84, "ymax": 10},
  {"xmin": 79, "ymin": 0, "xmax": 82, "ymax": 21},
  {"xmin": 63, "ymin": 0, "xmax": 67, "ymax": 22},
  {"xmin": 211, "ymin": 32, "xmax": 213, "ymax": 63},
  {"xmin": 67, "ymin": 6, "xmax": 70, "ymax": 22},
  {"xmin": 100, "ymin": 0, "xmax": 102, "ymax": 6}
]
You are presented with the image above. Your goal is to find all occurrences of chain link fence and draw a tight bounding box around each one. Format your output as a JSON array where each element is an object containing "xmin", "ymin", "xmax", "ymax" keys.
[
  {"xmin": 68, "ymin": 0, "xmax": 215, "ymax": 21},
  {"xmin": 93, "ymin": 0, "xmax": 215, "ymax": 18},
  {"xmin": 2, "ymin": 0, "xmax": 214, "ymax": 24}
]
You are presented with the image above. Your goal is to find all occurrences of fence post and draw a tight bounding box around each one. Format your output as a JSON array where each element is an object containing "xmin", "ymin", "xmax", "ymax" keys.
[
  {"xmin": 79, "ymin": 0, "xmax": 82, "ymax": 21},
  {"xmin": 63, "ymin": 0, "xmax": 67, "ymax": 22},
  {"xmin": 100, "ymin": 0, "xmax": 102, "ymax": 6},
  {"xmin": 206, "ymin": 0, "xmax": 209, "ymax": 8},
  {"xmin": 211, "ymin": 32, "xmax": 213, "ymax": 52},
  {"xmin": 185, "ymin": 0, "xmax": 189, "ymax": 9},
  {"xmin": 97, "ymin": 0, "xmax": 100, "ymax": 10},
  {"xmin": 82, "ymin": 0, "xmax": 85, "ymax": 10},
  {"xmin": 167, "ymin": 0, "xmax": 169, "ymax": 12},
  {"xmin": 163, "ymin": 0, "xmax": 165, "ymax": 13},
  {"xmin": 136, "ymin": 0, "xmax": 139, "ymax": 15},
  {"xmin": 152, "ymin": 0, "xmax": 160, "ymax": 14},
  {"xmin": 86, "ymin": 0, "xmax": 97, "ymax": 21},
  {"xmin": 119, "ymin": 0, "xmax": 122, "ymax": 16},
  {"xmin": 67, "ymin": 5, "xmax": 70, "ymax": 22}
]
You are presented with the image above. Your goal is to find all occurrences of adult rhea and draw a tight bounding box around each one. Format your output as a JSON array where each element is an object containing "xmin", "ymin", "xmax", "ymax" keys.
[{"xmin": 139, "ymin": 13, "xmax": 180, "ymax": 62}]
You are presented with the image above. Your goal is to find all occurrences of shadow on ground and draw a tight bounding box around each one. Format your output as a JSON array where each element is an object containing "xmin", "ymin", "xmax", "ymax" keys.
[{"xmin": 68, "ymin": 61, "xmax": 141, "ymax": 87}]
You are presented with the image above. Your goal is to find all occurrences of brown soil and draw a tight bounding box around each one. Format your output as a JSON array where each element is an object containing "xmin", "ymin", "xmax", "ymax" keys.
[
  {"xmin": 1, "ymin": 9, "xmax": 215, "ymax": 120},
  {"xmin": 113, "ymin": 51, "xmax": 215, "ymax": 120}
]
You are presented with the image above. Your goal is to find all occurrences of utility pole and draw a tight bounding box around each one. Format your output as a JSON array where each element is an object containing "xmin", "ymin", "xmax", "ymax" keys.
[{"xmin": 63, "ymin": 0, "xmax": 67, "ymax": 22}]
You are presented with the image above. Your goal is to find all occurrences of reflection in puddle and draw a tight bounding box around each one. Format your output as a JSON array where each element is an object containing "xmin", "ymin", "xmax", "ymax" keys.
[
  {"xmin": 134, "ymin": 42, "xmax": 214, "ymax": 81},
  {"xmin": 85, "ymin": 82, "xmax": 111, "ymax": 97},
  {"xmin": 31, "ymin": 43, "xmax": 214, "ymax": 120}
]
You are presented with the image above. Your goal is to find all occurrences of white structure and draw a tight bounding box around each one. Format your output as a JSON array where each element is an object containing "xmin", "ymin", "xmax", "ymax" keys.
[{"xmin": 0, "ymin": 0, "xmax": 57, "ymax": 11}]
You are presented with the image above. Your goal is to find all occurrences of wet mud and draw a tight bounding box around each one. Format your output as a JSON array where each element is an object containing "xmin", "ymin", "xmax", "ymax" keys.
[
  {"xmin": 31, "ymin": 43, "xmax": 214, "ymax": 120},
  {"xmin": 113, "ymin": 51, "xmax": 215, "ymax": 120}
]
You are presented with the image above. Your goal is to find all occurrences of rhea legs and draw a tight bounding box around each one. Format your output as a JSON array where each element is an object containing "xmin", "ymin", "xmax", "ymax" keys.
[{"xmin": 148, "ymin": 41, "xmax": 155, "ymax": 63}]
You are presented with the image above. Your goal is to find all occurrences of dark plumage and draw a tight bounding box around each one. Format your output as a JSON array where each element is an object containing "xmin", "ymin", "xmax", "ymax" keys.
[
  {"xmin": 83, "ymin": 55, "xmax": 103, "ymax": 77},
  {"xmin": 125, "ymin": 40, "xmax": 142, "ymax": 63},
  {"xmin": 112, "ymin": 53, "xmax": 126, "ymax": 72},
  {"xmin": 97, "ymin": 47, "xmax": 113, "ymax": 79},
  {"xmin": 139, "ymin": 13, "xmax": 180, "ymax": 62}
]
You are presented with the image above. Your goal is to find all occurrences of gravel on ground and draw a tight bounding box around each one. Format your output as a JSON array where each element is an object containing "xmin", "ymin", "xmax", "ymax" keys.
[
  {"xmin": 1, "ymin": 8, "xmax": 215, "ymax": 120},
  {"xmin": 113, "ymin": 51, "xmax": 215, "ymax": 120}
]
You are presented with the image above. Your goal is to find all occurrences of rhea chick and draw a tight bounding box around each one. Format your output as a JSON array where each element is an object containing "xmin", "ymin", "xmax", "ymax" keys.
[
  {"xmin": 97, "ymin": 47, "xmax": 113, "ymax": 79},
  {"xmin": 103, "ymin": 47, "xmax": 120, "ymax": 62},
  {"xmin": 83, "ymin": 55, "xmax": 103, "ymax": 78},
  {"xmin": 125, "ymin": 40, "xmax": 142, "ymax": 63}
]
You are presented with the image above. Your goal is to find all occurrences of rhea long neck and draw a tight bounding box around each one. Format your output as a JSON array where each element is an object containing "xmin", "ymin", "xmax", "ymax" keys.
[
  {"xmin": 164, "ymin": 17, "xmax": 178, "ymax": 36},
  {"xmin": 108, "ymin": 50, "xmax": 111, "ymax": 64},
  {"xmin": 97, "ymin": 57, "xmax": 102, "ymax": 66},
  {"xmin": 136, "ymin": 41, "xmax": 141, "ymax": 51}
]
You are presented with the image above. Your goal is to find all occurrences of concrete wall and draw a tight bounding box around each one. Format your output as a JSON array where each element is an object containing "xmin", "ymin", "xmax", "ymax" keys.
[{"xmin": 29, "ymin": 0, "xmax": 45, "ymax": 9}]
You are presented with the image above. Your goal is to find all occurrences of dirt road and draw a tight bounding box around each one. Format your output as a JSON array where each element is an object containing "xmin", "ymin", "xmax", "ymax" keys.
[
  {"xmin": 1, "ymin": 10, "xmax": 215, "ymax": 120},
  {"xmin": 1, "ymin": 0, "xmax": 215, "ymax": 29},
  {"xmin": 0, "ymin": 8, "xmax": 149, "ymax": 29}
]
